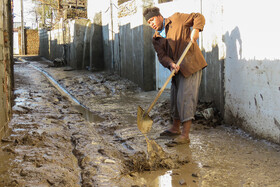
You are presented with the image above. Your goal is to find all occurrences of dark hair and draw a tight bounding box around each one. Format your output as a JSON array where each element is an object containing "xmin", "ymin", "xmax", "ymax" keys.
[{"xmin": 143, "ymin": 7, "xmax": 162, "ymax": 21}]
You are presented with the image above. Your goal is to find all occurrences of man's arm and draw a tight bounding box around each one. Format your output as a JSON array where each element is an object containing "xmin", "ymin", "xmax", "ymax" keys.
[
  {"xmin": 179, "ymin": 13, "xmax": 205, "ymax": 43},
  {"xmin": 182, "ymin": 12, "xmax": 205, "ymax": 31},
  {"xmin": 191, "ymin": 28, "xmax": 200, "ymax": 43},
  {"xmin": 152, "ymin": 38, "xmax": 177, "ymax": 71}
]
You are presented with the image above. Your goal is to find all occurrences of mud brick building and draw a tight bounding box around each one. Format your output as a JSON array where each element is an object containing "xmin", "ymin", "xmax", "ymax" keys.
[
  {"xmin": 61, "ymin": 0, "xmax": 87, "ymax": 19},
  {"xmin": 0, "ymin": 0, "xmax": 13, "ymax": 139}
]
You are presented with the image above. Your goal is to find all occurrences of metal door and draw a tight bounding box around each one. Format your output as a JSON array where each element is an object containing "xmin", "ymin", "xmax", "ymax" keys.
[{"xmin": 155, "ymin": 54, "xmax": 171, "ymax": 90}]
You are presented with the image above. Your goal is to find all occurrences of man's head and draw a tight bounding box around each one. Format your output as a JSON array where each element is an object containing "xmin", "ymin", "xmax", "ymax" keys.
[{"xmin": 143, "ymin": 7, "xmax": 164, "ymax": 31}]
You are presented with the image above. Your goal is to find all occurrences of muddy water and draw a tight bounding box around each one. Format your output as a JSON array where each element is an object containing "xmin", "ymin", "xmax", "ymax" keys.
[
  {"xmin": 71, "ymin": 105, "xmax": 105, "ymax": 123},
  {"xmin": 32, "ymin": 58, "xmax": 280, "ymax": 186},
  {"xmin": 3, "ymin": 56, "xmax": 280, "ymax": 186}
]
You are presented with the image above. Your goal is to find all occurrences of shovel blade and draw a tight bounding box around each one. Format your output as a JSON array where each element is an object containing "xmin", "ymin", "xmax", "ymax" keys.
[{"xmin": 137, "ymin": 106, "xmax": 153, "ymax": 134}]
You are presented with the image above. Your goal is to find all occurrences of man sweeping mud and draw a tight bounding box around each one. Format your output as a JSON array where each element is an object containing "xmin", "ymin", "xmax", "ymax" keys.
[{"xmin": 143, "ymin": 7, "xmax": 207, "ymax": 145}]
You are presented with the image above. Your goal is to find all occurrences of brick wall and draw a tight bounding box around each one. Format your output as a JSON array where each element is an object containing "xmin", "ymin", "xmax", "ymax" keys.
[
  {"xmin": 0, "ymin": 0, "xmax": 13, "ymax": 139},
  {"xmin": 26, "ymin": 29, "xmax": 39, "ymax": 54},
  {"xmin": 18, "ymin": 29, "xmax": 39, "ymax": 55}
]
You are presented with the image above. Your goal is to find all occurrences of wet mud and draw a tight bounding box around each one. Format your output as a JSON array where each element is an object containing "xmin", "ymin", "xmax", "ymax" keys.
[{"xmin": 1, "ymin": 56, "xmax": 280, "ymax": 186}]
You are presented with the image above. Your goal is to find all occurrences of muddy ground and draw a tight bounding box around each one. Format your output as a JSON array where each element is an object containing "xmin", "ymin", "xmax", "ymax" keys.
[{"xmin": 0, "ymin": 56, "xmax": 280, "ymax": 186}]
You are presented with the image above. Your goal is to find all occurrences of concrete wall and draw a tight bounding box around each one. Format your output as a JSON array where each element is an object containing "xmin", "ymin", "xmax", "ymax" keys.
[
  {"xmin": 221, "ymin": 0, "xmax": 280, "ymax": 143},
  {"xmin": 153, "ymin": 0, "xmax": 280, "ymax": 143},
  {"xmin": 39, "ymin": 19, "xmax": 94, "ymax": 70},
  {"xmin": 87, "ymin": 0, "xmax": 156, "ymax": 91},
  {"xmin": 39, "ymin": 0, "xmax": 155, "ymax": 90},
  {"xmin": 0, "ymin": 0, "xmax": 13, "ymax": 139}
]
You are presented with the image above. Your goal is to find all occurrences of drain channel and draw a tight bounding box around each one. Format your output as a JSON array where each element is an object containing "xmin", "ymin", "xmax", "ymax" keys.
[{"xmin": 29, "ymin": 64, "xmax": 87, "ymax": 108}]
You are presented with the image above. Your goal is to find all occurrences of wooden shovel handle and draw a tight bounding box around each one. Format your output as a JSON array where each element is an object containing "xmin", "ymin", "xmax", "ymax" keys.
[{"xmin": 146, "ymin": 42, "xmax": 192, "ymax": 114}]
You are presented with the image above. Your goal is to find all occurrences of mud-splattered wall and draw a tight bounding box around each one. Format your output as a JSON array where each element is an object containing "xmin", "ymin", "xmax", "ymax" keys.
[
  {"xmin": 221, "ymin": 1, "xmax": 280, "ymax": 144},
  {"xmin": 156, "ymin": 0, "xmax": 280, "ymax": 144},
  {"xmin": 0, "ymin": 0, "xmax": 13, "ymax": 139}
]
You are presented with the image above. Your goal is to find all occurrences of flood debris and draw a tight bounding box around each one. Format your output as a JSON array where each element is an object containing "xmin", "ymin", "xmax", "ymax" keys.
[
  {"xmin": 179, "ymin": 179, "xmax": 186, "ymax": 185},
  {"xmin": 48, "ymin": 58, "xmax": 66, "ymax": 67},
  {"xmin": 123, "ymin": 139, "xmax": 189, "ymax": 174},
  {"xmin": 195, "ymin": 101, "xmax": 222, "ymax": 127},
  {"xmin": 2, "ymin": 56, "xmax": 280, "ymax": 186}
]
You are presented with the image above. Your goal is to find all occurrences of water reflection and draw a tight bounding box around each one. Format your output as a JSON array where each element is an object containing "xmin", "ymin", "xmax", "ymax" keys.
[
  {"xmin": 71, "ymin": 105, "xmax": 105, "ymax": 123},
  {"xmin": 137, "ymin": 146, "xmax": 200, "ymax": 186},
  {"xmin": 158, "ymin": 170, "xmax": 172, "ymax": 186}
]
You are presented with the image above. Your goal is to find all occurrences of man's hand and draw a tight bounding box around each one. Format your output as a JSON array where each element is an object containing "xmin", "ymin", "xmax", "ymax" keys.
[
  {"xmin": 170, "ymin": 63, "xmax": 180, "ymax": 74},
  {"xmin": 191, "ymin": 28, "xmax": 199, "ymax": 43}
]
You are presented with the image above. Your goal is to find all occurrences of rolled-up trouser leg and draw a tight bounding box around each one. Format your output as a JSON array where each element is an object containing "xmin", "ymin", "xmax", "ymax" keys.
[{"xmin": 171, "ymin": 70, "xmax": 202, "ymax": 122}]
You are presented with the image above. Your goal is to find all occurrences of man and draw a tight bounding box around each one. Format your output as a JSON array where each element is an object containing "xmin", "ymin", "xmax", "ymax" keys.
[{"xmin": 143, "ymin": 7, "xmax": 207, "ymax": 145}]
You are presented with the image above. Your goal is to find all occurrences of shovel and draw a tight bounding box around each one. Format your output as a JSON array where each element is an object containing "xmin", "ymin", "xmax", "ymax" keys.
[{"xmin": 137, "ymin": 42, "xmax": 193, "ymax": 134}]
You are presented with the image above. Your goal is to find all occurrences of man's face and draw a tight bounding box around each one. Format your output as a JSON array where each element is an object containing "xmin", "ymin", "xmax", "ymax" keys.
[{"xmin": 148, "ymin": 16, "xmax": 163, "ymax": 31}]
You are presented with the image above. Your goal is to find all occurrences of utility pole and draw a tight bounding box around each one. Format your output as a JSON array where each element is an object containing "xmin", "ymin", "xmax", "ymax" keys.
[
  {"xmin": 20, "ymin": 0, "xmax": 25, "ymax": 55},
  {"xmin": 42, "ymin": 4, "xmax": 45, "ymax": 27}
]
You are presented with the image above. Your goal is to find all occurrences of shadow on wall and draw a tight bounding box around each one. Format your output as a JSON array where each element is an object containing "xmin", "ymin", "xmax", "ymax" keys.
[
  {"xmin": 200, "ymin": 44, "xmax": 225, "ymax": 116},
  {"xmin": 223, "ymin": 27, "xmax": 242, "ymax": 61},
  {"xmin": 39, "ymin": 14, "xmax": 155, "ymax": 91},
  {"xmin": 199, "ymin": 26, "xmax": 242, "ymax": 118},
  {"xmin": 39, "ymin": 21, "xmax": 105, "ymax": 71},
  {"xmin": 219, "ymin": 26, "xmax": 280, "ymax": 143},
  {"xmin": 102, "ymin": 21, "xmax": 156, "ymax": 91},
  {"xmin": 222, "ymin": 26, "xmax": 243, "ymax": 124}
]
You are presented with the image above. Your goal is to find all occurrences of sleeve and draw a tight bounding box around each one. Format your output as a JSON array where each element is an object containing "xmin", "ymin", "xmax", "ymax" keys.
[
  {"xmin": 177, "ymin": 12, "xmax": 205, "ymax": 31},
  {"xmin": 152, "ymin": 38, "xmax": 174, "ymax": 69}
]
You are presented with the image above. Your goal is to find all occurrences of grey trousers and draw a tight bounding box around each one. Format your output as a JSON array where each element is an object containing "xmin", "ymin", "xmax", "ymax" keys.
[{"xmin": 171, "ymin": 70, "xmax": 202, "ymax": 122}]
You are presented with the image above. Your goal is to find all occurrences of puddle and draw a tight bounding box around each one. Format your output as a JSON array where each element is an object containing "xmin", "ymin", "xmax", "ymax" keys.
[
  {"xmin": 13, "ymin": 128, "xmax": 26, "ymax": 132},
  {"xmin": 71, "ymin": 105, "xmax": 105, "ymax": 123},
  {"xmin": 136, "ymin": 159, "xmax": 200, "ymax": 186}
]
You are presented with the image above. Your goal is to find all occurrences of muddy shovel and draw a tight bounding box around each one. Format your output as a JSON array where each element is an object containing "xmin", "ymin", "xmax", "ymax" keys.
[{"xmin": 137, "ymin": 42, "xmax": 192, "ymax": 134}]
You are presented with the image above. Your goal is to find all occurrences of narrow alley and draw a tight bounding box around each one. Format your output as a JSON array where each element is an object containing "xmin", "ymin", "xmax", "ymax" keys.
[
  {"xmin": 1, "ymin": 0, "xmax": 280, "ymax": 186},
  {"xmin": 0, "ymin": 56, "xmax": 279, "ymax": 186}
]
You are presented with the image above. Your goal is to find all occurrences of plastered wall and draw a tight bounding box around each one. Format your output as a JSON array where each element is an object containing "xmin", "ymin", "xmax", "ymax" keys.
[
  {"xmin": 155, "ymin": 0, "xmax": 280, "ymax": 143},
  {"xmin": 221, "ymin": 0, "xmax": 280, "ymax": 143}
]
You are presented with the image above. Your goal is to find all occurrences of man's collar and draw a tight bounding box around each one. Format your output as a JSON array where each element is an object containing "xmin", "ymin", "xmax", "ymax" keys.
[
  {"xmin": 159, "ymin": 19, "xmax": 165, "ymax": 32},
  {"xmin": 153, "ymin": 18, "xmax": 171, "ymax": 38}
]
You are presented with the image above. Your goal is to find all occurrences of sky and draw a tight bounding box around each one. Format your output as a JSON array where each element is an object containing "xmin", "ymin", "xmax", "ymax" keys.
[{"xmin": 13, "ymin": 0, "xmax": 37, "ymax": 28}]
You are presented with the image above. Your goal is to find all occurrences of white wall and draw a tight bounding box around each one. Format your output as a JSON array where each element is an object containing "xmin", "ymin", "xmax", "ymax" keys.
[
  {"xmin": 155, "ymin": 0, "xmax": 280, "ymax": 143},
  {"xmin": 87, "ymin": 0, "xmax": 280, "ymax": 143},
  {"xmin": 13, "ymin": 32, "xmax": 19, "ymax": 54},
  {"xmin": 222, "ymin": 0, "xmax": 280, "ymax": 142}
]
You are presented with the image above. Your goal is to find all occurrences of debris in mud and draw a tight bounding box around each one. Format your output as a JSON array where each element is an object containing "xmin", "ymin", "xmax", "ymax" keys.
[
  {"xmin": 123, "ymin": 147, "xmax": 188, "ymax": 174},
  {"xmin": 179, "ymin": 179, "xmax": 186, "ymax": 185},
  {"xmin": 151, "ymin": 99, "xmax": 222, "ymax": 129},
  {"xmin": 195, "ymin": 101, "xmax": 222, "ymax": 127},
  {"xmin": 2, "ymin": 146, "xmax": 16, "ymax": 154},
  {"xmin": 192, "ymin": 173, "xmax": 198, "ymax": 177},
  {"xmin": 48, "ymin": 58, "xmax": 66, "ymax": 67}
]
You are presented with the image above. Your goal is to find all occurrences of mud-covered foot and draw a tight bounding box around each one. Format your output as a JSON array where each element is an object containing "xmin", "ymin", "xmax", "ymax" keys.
[
  {"xmin": 165, "ymin": 135, "xmax": 190, "ymax": 147},
  {"xmin": 159, "ymin": 129, "xmax": 181, "ymax": 137}
]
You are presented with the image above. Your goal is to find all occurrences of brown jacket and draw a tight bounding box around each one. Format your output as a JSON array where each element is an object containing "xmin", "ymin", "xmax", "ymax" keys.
[{"xmin": 152, "ymin": 12, "xmax": 207, "ymax": 78}]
